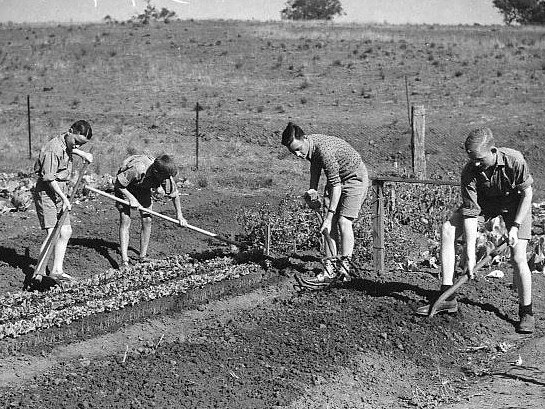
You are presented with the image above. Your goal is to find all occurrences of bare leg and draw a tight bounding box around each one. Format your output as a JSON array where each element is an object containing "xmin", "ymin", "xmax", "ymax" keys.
[
  {"xmin": 441, "ymin": 212, "xmax": 464, "ymax": 285},
  {"xmin": 511, "ymin": 239, "xmax": 532, "ymax": 305},
  {"xmin": 326, "ymin": 214, "xmax": 339, "ymax": 258},
  {"xmin": 140, "ymin": 215, "xmax": 152, "ymax": 259},
  {"xmin": 51, "ymin": 224, "xmax": 72, "ymax": 275},
  {"xmin": 119, "ymin": 210, "xmax": 131, "ymax": 263},
  {"xmin": 337, "ymin": 215, "xmax": 355, "ymax": 257}
]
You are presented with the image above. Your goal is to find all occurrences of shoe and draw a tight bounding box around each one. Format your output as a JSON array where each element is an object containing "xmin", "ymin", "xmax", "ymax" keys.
[
  {"xmin": 516, "ymin": 314, "xmax": 535, "ymax": 334},
  {"xmin": 416, "ymin": 299, "xmax": 458, "ymax": 316},
  {"xmin": 295, "ymin": 271, "xmax": 339, "ymax": 290},
  {"xmin": 48, "ymin": 272, "xmax": 75, "ymax": 283}
]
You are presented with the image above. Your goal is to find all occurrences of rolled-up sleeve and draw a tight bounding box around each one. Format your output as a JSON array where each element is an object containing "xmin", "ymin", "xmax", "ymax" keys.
[
  {"xmin": 460, "ymin": 166, "xmax": 480, "ymax": 218},
  {"xmin": 512, "ymin": 156, "xmax": 533, "ymax": 191},
  {"xmin": 116, "ymin": 167, "xmax": 139, "ymax": 188},
  {"xmin": 36, "ymin": 150, "xmax": 59, "ymax": 182}
]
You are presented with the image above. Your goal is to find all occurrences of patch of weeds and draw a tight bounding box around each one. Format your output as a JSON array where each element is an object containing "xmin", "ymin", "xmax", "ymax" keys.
[
  {"xmin": 196, "ymin": 175, "xmax": 208, "ymax": 188},
  {"xmin": 126, "ymin": 146, "xmax": 138, "ymax": 156}
]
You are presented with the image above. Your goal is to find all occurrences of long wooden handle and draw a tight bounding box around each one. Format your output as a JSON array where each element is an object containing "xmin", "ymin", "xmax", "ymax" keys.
[
  {"xmin": 33, "ymin": 161, "xmax": 91, "ymax": 278},
  {"xmin": 86, "ymin": 186, "xmax": 244, "ymax": 248},
  {"xmin": 428, "ymin": 238, "xmax": 509, "ymax": 317}
]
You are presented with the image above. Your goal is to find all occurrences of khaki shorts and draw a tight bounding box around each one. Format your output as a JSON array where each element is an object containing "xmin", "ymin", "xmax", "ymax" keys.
[
  {"xmin": 452, "ymin": 207, "xmax": 532, "ymax": 240},
  {"xmin": 324, "ymin": 162, "xmax": 368, "ymax": 219},
  {"xmin": 115, "ymin": 187, "xmax": 153, "ymax": 217},
  {"xmin": 34, "ymin": 182, "xmax": 70, "ymax": 230}
]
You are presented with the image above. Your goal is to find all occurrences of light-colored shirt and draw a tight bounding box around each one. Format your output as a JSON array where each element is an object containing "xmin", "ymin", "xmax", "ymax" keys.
[
  {"xmin": 460, "ymin": 147, "xmax": 533, "ymax": 218},
  {"xmin": 115, "ymin": 155, "xmax": 178, "ymax": 197},
  {"xmin": 306, "ymin": 134, "xmax": 363, "ymax": 186},
  {"xmin": 34, "ymin": 134, "xmax": 72, "ymax": 183}
]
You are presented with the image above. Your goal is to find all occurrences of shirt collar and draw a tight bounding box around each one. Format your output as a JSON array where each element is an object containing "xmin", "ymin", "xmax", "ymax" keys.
[
  {"xmin": 306, "ymin": 135, "xmax": 315, "ymax": 160},
  {"xmin": 57, "ymin": 133, "xmax": 68, "ymax": 150},
  {"xmin": 495, "ymin": 148, "xmax": 505, "ymax": 166}
]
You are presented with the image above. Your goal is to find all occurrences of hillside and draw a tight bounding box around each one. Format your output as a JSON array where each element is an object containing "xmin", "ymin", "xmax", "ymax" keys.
[{"xmin": 0, "ymin": 20, "xmax": 544, "ymax": 198}]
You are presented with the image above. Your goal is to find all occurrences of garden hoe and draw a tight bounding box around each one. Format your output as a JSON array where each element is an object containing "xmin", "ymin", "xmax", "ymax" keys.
[
  {"xmin": 428, "ymin": 237, "xmax": 509, "ymax": 318},
  {"xmin": 86, "ymin": 186, "xmax": 246, "ymax": 250},
  {"xmin": 295, "ymin": 205, "xmax": 355, "ymax": 290},
  {"xmin": 32, "ymin": 161, "xmax": 91, "ymax": 285}
]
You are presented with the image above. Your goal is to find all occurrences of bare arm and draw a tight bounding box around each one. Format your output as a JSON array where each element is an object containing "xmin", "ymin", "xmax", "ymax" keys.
[
  {"xmin": 49, "ymin": 180, "xmax": 71, "ymax": 210},
  {"xmin": 171, "ymin": 195, "xmax": 187, "ymax": 227},
  {"xmin": 321, "ymin": 184, "xmax": 342, "ymax": 235},
  {"xmin": 71, "ymin": 148, "xmax": 93, "ymax": 163},
  {"xmin": 463, "ymin": 216, "xmax": 478, "ymax": 278}
]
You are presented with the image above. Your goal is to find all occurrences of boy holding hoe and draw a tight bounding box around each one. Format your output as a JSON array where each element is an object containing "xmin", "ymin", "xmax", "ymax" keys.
[
  {"xmin": 114, "ymin": 154, "xmax": 187, "ymax": 268},
  {"xmin": 281, "ymin": 121, "xmax": 369, "ymax": 288},
  {"xmin": 33, "ymin": 120, "xmax": 94, "ymax": 282},
  {"xmin": 417, "ymin": 127, "xmax": 535, "ymax": 334}
]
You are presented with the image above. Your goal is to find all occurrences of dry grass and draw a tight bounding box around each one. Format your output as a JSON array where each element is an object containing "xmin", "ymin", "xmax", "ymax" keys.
[{"xmin": 0, "ymin": 20, "xmax": 544, "ymax": 197}]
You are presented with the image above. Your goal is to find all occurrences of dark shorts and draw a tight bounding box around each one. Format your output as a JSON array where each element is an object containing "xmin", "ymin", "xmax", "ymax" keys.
[
  {"xmin": 33, "ymin": 182, "xmax": 70, "ymax": 230},
  {"xmin": 115, "ymin": 187, "xmax": 153, "ymax": 217},
  {"xmin": 324, "ymin": 162, "xmax": 368, "ymax": 219}
]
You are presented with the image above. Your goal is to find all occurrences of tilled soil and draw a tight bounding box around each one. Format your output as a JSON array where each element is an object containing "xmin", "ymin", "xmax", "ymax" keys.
[
  {"xmin": 0, "ymin": 256, "xmax": 543, "ymax": 408},
  {"xmin": 1, "ymin": 188, "xmax": 545, "ymax": 408}
]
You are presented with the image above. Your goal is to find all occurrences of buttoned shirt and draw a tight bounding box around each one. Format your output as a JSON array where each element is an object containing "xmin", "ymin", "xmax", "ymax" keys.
[
  {"xmin": 116, "ymin": 155, "xmax": 178, "ymax": 197},
  {"xmin": 34, "ymin": 134, "xmax": 72, "ymax": 191},
  {"xmin": 460, "ymin": 147, "xmax": 533, "ymax": 218},
  {"xmin": 306, "ymin": 134, "xmax": 363, "ymax": 187}
]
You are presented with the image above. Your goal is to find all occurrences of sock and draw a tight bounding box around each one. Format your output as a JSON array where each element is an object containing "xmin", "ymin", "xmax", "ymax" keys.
[{"xmin": 519, "ymin": 303, "xmax": 533, "ymax": 317}]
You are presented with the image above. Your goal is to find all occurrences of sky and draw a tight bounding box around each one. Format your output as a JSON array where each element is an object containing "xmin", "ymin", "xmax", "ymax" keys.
[{"xmin": 0, "ymin": 0, "xmax": 504, "ymax": 25}]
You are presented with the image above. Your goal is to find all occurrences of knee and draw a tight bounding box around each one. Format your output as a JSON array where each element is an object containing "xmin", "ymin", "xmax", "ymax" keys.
[
  {"xmin": 337, "ymin": 216, "xmax": 353, "ymax": 233},
  {"xmin": 141, "ymin": 216, "xmax": 152, "ymax": 228},
  {"xmin": 441, "ymin": 221, "xmax": 456, "ymax": 242},
  {"xmin": 60, "ymin": 224, "xmax": 72, "ymax": 238},
  {"xmin": 119, "ymin": 213, "xmax": 131, "ymax": 228},
  {"xmin": 511, "ymin": 251, "xmax": 529, "ymax": 267}
]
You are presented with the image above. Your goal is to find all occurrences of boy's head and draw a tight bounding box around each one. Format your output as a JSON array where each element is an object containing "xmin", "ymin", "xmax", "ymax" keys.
[
  {"xmin": 66, "ymin": 120, "xmax": 92, "ymax": 151},
  {"xmin": 281, "ymin": 121, "xmax": 309, "ymax": 158},
  {"xmin": 465, "ymin": 127, "xmax": 497, "ymax": 170},
  {"xmin": 150, "ymin": 154, "xmax": 178, "ymax": 181}
]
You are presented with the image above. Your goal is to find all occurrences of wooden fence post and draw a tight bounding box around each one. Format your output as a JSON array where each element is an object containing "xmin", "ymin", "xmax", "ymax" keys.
[
  {"xmin": 411, "ymin": 105, "xmax": 426, "ymax": 179},
  {"xmin": 372, "ymin": 180, "xmax": 385, "ymax": 275}
]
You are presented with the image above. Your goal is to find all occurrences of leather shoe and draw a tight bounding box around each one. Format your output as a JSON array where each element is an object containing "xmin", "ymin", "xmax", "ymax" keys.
[
  {"xmin": 416, "ymin": 299, "xmax": 458, "ymax": 316},
  {"xmin": 516, "ymin": 314, "xmax": 535, "ymax": 334}
]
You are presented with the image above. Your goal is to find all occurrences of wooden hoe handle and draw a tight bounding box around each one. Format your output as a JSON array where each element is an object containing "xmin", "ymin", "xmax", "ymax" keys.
[
  {"xmin": 428, "ymin": 238, "xmax": 509, "ymax": 318},
  {"xmin": 33, "ymin": 161, "xmax": 91, "ymax": 278},
  {"xmin": 86, "ymin": 186, "xmax": 244, "ymax": 249}
]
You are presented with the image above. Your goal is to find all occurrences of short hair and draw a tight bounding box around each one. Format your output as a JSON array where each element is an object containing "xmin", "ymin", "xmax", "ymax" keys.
[
  {"xmin": 465, "ymin": 127, "xmax": 495, "ymax": 154},
  {"xmin": 153, "ymin": 154, "xmax": 178, "ymax": 177},
  {"xmin": 69, "ymin": 120, "xmax": 93, "ymax": 140},
  {"xmin": 281, "ymin": 121, "xmax": 305, "ymax": 147}
]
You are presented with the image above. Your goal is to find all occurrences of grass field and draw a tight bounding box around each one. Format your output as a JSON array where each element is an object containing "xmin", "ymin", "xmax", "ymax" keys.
[{"xmin": 1, "ymin": 20, "xmax": 544, "ymax": 198}]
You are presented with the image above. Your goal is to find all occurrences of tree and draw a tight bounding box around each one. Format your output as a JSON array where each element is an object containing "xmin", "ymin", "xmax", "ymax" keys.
[
  {"xmin": 493, "ymin": 0, "xmax": 545, "ymax": 25},
  {"xmin": 131, "ymin": 1, "xmax": 177, "ymax": 25},
  {"xmin": 281, "ymin": 0, "xmax": 344, "ymax": 21}
]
